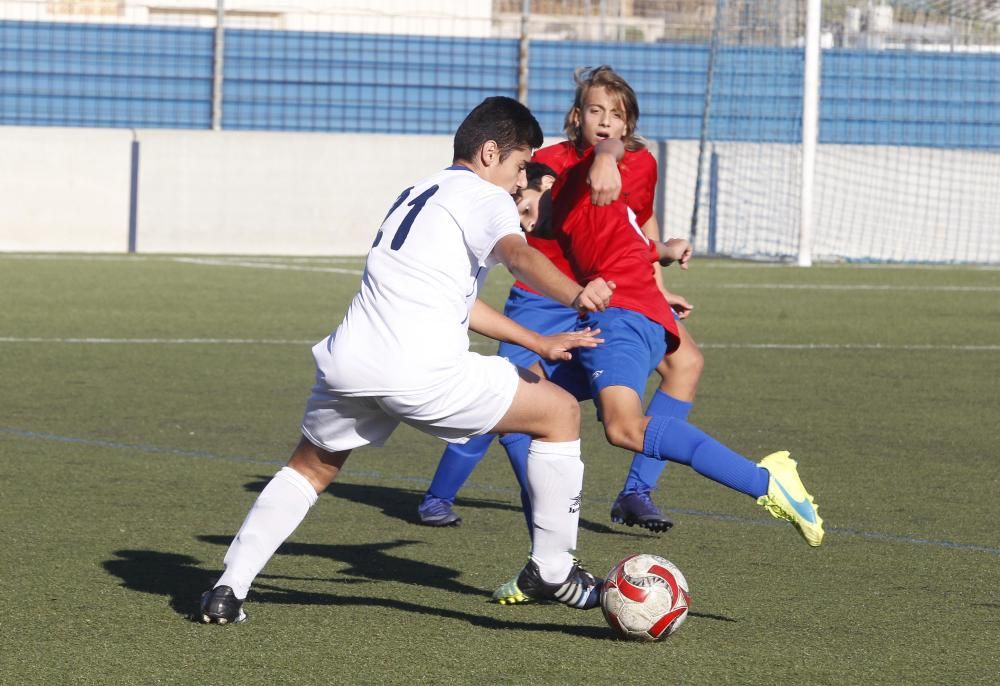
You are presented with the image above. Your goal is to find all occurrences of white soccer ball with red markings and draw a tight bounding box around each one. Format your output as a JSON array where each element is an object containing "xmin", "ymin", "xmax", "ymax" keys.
[{"xmin": 601, "ymin": 553, "xmax": 690, "ymax": 641}]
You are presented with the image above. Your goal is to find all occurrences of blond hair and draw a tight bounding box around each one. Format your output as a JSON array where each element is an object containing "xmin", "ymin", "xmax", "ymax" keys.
[{"xmin": 563, "ymin": 65, "xmax": 645, "ymax": 152}]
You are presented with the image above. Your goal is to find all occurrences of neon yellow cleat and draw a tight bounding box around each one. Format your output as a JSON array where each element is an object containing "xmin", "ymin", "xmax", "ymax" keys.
[
  {"xmin": 491, "ymin": 574, "xmax": 532, "ymax": 605},
  {"xmin": 756, "ymin": 451, "xmax": 824, "ymax": 547}
]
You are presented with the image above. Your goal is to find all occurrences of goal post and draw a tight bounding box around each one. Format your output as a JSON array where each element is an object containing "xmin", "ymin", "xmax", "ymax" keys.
[
  {"xmin": 799, "ymin": 0, "xmax": 821, "ymax": 267},
  {"xmin": 688, "ymin": 0, "xmax": 1000, "ymax": 264}
]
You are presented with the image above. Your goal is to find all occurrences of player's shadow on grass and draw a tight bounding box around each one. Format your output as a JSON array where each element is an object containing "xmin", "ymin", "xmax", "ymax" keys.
[
  {"xmin": 102, "ymin": 547, "xmax": 734, "ymax": 633},
  {"xmin": 102, "ymin": 549, "xmax": 215, "ymax": 618},
  {"xmin": 199, "ymin": 535, "xmax": 486, "ymax": 599},
  {"xmin": 247, "ymin": 586, "xmax": 613, "ymax": 639},
  {"xmin": 241, "ymin": 476, "xmax": 637, "ymax": 537},
  {"xmin": 102, "ymin": 544, "xmax": 610, "ymax": 637}
]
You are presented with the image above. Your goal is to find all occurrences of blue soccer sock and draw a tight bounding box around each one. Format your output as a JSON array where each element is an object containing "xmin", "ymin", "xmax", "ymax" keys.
[
  {"xmin": 622, "ymin": 390, "xmax": 692, "ymax": 493},
  {"xmin": 500, "ymin": 432, "xmax": 534, "ymax": 537},
  {"xmin": 641, "ymin": 415, "xmax": 770, "ymax": 498},
  {"xmin": 426, "ymin": 433, "xmax": 495, "ymax": 502}
]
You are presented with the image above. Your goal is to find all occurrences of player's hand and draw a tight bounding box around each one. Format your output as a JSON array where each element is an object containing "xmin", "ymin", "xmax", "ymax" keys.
[
  {"xmin": 662, "ymin": 289, "xmax": 694, "ymax": 320},
  {"xmin": 536, "ymin": 327, "xmax": 604, "ymax": 362},
  {"xmin": 572, "ymin": 278, "xmax": 616, "ymax": 314},
  {"xmin": 587, "ymin": 153, "xmax": 622, "ymax": 206},
  {"xmin": 660, "ymin": 239, "xmax": 693, "ymax": 269}
]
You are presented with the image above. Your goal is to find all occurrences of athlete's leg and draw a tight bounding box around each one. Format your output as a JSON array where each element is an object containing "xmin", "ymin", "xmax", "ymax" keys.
[
  {"xmin": 418, "ymin": 433, "xmax": 496, "ymax": 526},
  {"xmin": 657, "ymin": 321, "xmax": 704, "ymax": 403},
  {"xmin": 417, "ymin": 287, "xmax": 577, "ymax": 526},
  {"xmin": 201, "ymin": 438, "xmax": 351, "ymax": 623},
  {"xmin": 618, "ymin": 324, "xmax": 703, "ymax": 503},
  {"xmin": 490, "ymin": 369, "xmax": 599, "ymax": 607},
  {"xmin": 496, "ymin": 359, "xmax": 547, "ymax": 536},
  {"xmin": 426, "ymin": 434, "xmax": 496, "ymax": 501},
  {"xmin": 597, "ymin": 385, "xmax": 823, "ymax": 546},
  {"xmin": 220, "ymin": 438, "xmax": 349, "ymax": 596},
  {"xmin": 598, "ymin": 384, "xmax": 769, "ymax": 497}
]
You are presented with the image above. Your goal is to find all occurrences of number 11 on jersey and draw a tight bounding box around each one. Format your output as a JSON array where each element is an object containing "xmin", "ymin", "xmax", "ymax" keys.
[{"xmin": 372, "ymin": 185, "xmax": 440, "ymax": 251}]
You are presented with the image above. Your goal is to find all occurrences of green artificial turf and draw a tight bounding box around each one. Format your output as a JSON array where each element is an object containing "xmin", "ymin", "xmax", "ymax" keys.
[{"xmin": 1, "ymin": 254, "xmax": 997, "ymax": 685}]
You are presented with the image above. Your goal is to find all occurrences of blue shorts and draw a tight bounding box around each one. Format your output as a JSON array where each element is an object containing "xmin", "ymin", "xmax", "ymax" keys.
[
  {"xmin": 573, "ymin": 308, "xmax": 668, "ymax": 399},
  {"xmin": 496, "ymin": 287, "xmax": 580, "ymax": 372},
  {"xmin": 496, "ymin": 287, "xmax": 593, "ymax": 400}
]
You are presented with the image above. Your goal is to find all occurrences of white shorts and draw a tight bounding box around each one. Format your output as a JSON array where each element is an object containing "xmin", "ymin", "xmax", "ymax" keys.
[{"xmin": 300, "ymin": 351, "xmax": 520, "ymax": 453}]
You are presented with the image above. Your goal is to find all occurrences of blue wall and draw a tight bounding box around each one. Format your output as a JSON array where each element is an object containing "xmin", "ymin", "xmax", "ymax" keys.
[{"xmin": 2, "ymin": 20, "xmax": 999, "ymax": 149}]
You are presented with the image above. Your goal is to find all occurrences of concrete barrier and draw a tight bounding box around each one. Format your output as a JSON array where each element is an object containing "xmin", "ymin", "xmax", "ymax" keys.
[
  {"xmin": 2, "ymin": 126, "xmax": 996, "ymax": 262},
  {"xmin": 0, "ymin": 126, "xmax": 133, "ymax": 252}
]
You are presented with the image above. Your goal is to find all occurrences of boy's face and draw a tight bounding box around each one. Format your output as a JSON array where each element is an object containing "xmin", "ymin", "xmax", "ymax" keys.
[
  {"xmin": 515, "ymin": 174, "xmax": 555, "ymax": 232},
  {"xmin": 481, "ymin": 145, "xmax": 531, "ymax": 194},
  {"xmin": 575, "ymin": 86, "xmax": 627, "ymax": 147}
]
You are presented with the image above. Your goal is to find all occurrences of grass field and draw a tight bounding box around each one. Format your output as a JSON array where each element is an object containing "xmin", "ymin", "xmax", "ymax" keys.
[{"xmin": 1, "ymin": 253, "xmax": 998, "ymax": 686}]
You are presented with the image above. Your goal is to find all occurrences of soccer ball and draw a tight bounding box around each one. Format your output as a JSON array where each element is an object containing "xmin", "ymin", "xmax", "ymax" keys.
[{"xmin": 601, "ymin": 553, "xmax": 690, "ymax": 641}]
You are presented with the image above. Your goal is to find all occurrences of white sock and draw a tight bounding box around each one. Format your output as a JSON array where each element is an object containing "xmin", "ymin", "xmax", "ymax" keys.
[
  {"xmin": 216, "ymin": 466, "xmax": 319, "ymax": 599},
  {"xmin": 526, "ymin": 439, "xmax": 583, "ymax": 584}
]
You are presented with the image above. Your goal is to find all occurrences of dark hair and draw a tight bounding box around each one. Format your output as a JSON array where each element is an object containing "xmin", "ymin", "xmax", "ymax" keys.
[
  {"xmin": 563, "ymin": 65, "xmax": 645, "ymax": 152},
  {"xmin": 453, "ymin": 96, "xmax": 544, "ymax": 163},
  {"xmin": 524, "ymin": 161, "xmax": 557, "ymax": 191}
]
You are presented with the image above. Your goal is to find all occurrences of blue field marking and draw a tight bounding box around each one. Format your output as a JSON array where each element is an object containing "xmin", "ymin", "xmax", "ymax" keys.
[
  {"xmin": 4, "ymin": 425, "xmax": 999, "ymax": 556},
  {"xmin": 0, "ymin": 426, "xmax": 279, "ymax": 467}
]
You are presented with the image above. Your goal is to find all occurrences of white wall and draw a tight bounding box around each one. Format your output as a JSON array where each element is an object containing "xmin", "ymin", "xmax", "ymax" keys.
[
  {"xmin": 135, "ymin": 129, "xmax": 449, "ymax": 255},
  {"xmin": 2, "ymin": 126, "xmax": 998, "ymax": 263},
  {"xmin": 0, "ymin": 126, "xmax": 454, "ymax": 255},
  {"xmin": 0, "ymin": 126, "xmax": 133, "ymax": 252}
]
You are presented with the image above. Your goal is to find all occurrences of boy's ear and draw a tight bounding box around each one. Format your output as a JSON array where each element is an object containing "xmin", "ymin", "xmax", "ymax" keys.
[
  {"xmin": 570, "ymin": 107, "xmax": 582, "ymax": 130},
  {"xmin": 479, "ymin": 139, "xmax": 500, "ymax": 167}
]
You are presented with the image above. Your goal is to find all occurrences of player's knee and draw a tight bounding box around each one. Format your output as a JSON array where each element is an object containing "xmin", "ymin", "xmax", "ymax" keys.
[
  {"xmin": 663, "ymin": 346, "xmax": 704, "ymax": 384},
  {"xmin": 561, "ymin": 393, "xmax": 582, "ymax": 425},
  {"xmin": 602, "ymin": 417, "xmax": 645, "ymax": 454}
]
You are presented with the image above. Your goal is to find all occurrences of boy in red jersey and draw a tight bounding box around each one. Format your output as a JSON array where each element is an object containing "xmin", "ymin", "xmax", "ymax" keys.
[
  {"xmin": 495, "ymin": 108, "xmax": 825, "ymax": 611},
  {"xmin": 419, "ymin": 67, "xmax": 699, "ymax": 536}
]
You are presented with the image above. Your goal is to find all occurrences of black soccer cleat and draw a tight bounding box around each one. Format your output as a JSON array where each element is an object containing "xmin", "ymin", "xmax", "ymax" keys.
[
  {"xmin": 515, "ymin": 559, "xmax": 602, "ymax": 610},
  {"xmin": 610, "ymin": 489, "xmax": 674, "ymax": 533},
  {"xmin": 199, "ymin": 585, "xmax": 248, "ymax": 625}
]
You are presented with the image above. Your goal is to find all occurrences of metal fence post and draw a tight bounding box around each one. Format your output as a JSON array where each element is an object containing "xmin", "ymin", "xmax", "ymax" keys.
[
  {"xmin": 517, "ymin": 0, "xmax": 531, "ymax": 105},
  {"xmin": 211, "ymin": 0, "xmax": 225, "ymax": 130}
]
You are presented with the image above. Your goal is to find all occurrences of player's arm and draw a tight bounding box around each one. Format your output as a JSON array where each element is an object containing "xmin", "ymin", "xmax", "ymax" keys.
[
  {"xmin": 643, "ymin": 215, "xmax": 669, "ymax": 295},
  {"xmin": 468, "ymin": 299, "xmax": 603, "ymax": 362},
  {"xmin": 587, "ymin": 138, "xmax": 626, "ymax": 206},
  {"xmin": 642, "ymin": 215, "xmax": 694, "ymax": 319},
  {"xmin": 492, "ymin": 234, "xmax": 615, "ymax": 314},
  {"xmin": 650, "ymin": 237, "xmax": 692, "ymax": 270}
]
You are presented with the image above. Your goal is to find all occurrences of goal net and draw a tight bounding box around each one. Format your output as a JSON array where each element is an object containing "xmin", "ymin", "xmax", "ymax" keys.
[{"xmin": 680, "ymin": 0, "xmax": 1000, "ymax": 263}]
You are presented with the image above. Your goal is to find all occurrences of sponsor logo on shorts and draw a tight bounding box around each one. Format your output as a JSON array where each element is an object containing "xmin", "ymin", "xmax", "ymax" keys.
[
  {"xmin": 569, "ymin": 492, "xmax": 583, "ymax": 514},
  {"xmin": 591, "ymin": 369, "xmax": 604, "ymax": 381}
]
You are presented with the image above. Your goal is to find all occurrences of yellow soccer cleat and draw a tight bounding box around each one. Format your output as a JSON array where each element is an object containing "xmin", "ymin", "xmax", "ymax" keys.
[
  {"xmin": 756, "ymin": 451, "xmax": 824, "ymax": 547},
  {"xmin": 491, "ymin": 574, "xmax": 533, "ymax": 605}
]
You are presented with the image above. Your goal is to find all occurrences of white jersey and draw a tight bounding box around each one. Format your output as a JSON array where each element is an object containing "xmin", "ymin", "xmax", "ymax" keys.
[{"xmin": 314, "ymin": 166, "xmax": 524, "ymax": 395}]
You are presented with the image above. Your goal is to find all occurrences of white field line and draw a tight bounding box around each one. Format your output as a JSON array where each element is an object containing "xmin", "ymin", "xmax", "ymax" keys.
[
  {"xmin": 711, "ymin": 283, "xmax": 1000, "ymax": 292},
  {"xmin": 0, "ymin": 254, "xmax": 363, "ymax": 265},
  {"xmin": 699, "ymin": 261, "xmax": 1000, "ymax": 272},
  {"xmin": 3, "ymin": 253, "xmax": 998, "ymax": 270},
  {"xmin": 0, "ymin": 337, "xmax": 996, "ymax": 351},
  {"xmin": 0, "ymin": 254, "xmax": 156, "ymax": 262},
  {"xmin": 0, "ymin": 337, "xmax": 316, "ymax": 344},
  {"xmin": 5, "ymin": 254, "xmax": 997, "ymax": 284},
  {"xmin": 172, "ymin": 259, "xmax": 1000, "ymax": 292},
  {"xmin": 172, "ymin": 257, "xmax": 363, "ymax": 275}
]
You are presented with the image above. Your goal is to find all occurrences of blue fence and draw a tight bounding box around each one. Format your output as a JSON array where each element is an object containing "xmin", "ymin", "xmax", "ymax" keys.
[{"xmin": 2, "ymin": 20, "xmax": 999, "ymax": 149}]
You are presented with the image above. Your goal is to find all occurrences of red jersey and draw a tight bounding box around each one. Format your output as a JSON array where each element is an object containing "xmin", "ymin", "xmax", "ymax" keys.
[
  {"xmin": 550, "ymin": 147, "xmax": 679, "ymax": 350},
  {"xmin": 513, "ymin": 141, "xmax": 659, "ymax": 294}
]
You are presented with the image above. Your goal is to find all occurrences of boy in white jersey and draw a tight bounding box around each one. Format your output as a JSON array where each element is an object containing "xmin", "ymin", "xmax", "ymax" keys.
[{"xmin": 199, "ymin": 97, "xmax": 615, "ymax": 624}]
